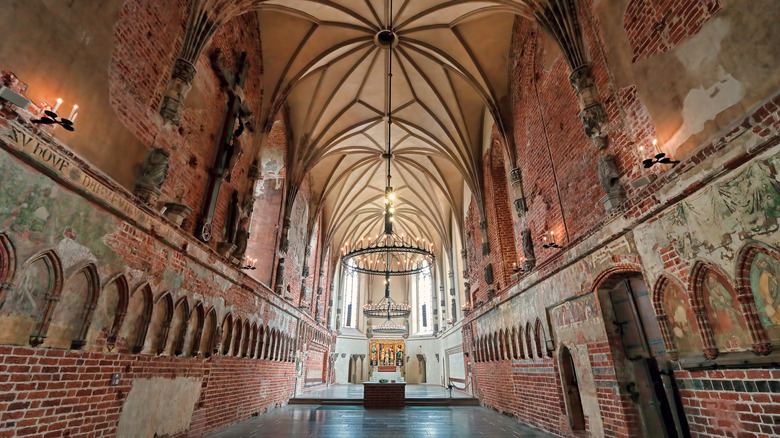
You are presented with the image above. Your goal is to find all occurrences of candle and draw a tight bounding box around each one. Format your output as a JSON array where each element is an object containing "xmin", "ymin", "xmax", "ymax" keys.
[
  {"xmin": 52, "ymin": 98, "xmax": 62, "ymax": 113},
  {"xmin": 70, "ymin": 112, "xmax": 78, "ymax": 123},
  {"xmin": 68, "ymin": 105, "xmax": 78, "ymax": 120}
]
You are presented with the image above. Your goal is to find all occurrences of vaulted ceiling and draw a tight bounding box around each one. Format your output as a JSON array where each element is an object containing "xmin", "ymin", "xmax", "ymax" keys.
[{"xmin": 250, "ymin": 1, "xmax": 535, "ymax": 256}]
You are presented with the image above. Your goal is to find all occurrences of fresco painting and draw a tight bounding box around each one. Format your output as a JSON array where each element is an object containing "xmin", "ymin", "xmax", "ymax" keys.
[
  {"xmin": 661, "ymin": 159, "xmax": 780, "ymax": 261},
  {"xmin": 701, "ymin": 270, "xmax": 750, "ymax": 352},
  {"xmin": 750, "ymin": 252, "xmax": 780, "ymax": 341},
  {"xmin": 662, "ymin": 281, "xmax": 701, "ymax": 356},
  {"xmin": 0, "ymin": 256, "xmax": 51, "ymax": 345}
]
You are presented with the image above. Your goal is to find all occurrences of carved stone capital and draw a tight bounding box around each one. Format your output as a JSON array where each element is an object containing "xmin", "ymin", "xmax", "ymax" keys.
[
  {"xmin": 579, "ymin": 103, "xmax": 609, "ymax": 145},
  {"xmin": 752, "ymin": 342, "xmax": 773, "ymax": 356},
  {"xmin": 703, "ymin": 347, "xmax": 719, "ymax": 360},
  {"xmin": 569, "ymin": 65, "xmax": 595, "ymax": 93},
  {"xmin": 160, "ymin": 59, "xmax": 197, "ymax": 126}
]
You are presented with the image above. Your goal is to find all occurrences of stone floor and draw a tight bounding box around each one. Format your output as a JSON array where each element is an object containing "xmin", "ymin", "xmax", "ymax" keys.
[
  {"xmin": 206, "ymin": 405, "xmax": 556, "ymax": 438},
  {"xmin": 296, "ymin": 383, "xmax": 474, "ymax": 399}
]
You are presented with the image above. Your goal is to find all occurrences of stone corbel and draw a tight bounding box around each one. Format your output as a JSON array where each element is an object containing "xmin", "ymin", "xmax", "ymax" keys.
[
  {"xmin": 509, "ymin": 167, "xmax": 528, "ymax": 216},
  {"xmin": 479, "ymin": 220, "xmax": 490, "ymax": 255},
  {"xmin": 569, "ymin": 65, "xmax": 608, "ymax": 149},
  {"xmin": 159, "ymin": 58, "xmax": 197, "ymax": 126}
]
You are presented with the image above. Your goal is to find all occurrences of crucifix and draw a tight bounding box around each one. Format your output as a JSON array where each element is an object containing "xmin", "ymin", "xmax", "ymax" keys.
[{"xmin": 196, "ymin": 49, "xmax": 252, "ymax": 243}]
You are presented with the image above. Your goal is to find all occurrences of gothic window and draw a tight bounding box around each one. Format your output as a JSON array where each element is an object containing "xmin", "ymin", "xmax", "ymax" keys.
[
  {"xmin": 342, "ymin": 260, "xmax": 359, "ymax": 328},
  {"xmin": 418, "ymin": 268, "xmax": 433, "ymax": 333}
]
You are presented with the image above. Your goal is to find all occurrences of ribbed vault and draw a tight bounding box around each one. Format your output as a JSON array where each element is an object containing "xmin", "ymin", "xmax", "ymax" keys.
[{"xmin": 249, "ymin": 0, "xmax": 532, "ymax": 254}]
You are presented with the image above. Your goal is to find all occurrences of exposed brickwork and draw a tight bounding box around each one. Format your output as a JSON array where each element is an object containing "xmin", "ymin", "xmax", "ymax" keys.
[{"xmin": 624, "ymin": 0, "xmax": 722, "ymax": 62}]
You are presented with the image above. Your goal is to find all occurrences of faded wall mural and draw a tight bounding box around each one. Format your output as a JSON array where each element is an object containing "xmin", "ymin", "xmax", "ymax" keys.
[
  {"xmin": 662, "ymin": 280, "xmax": 701, "ymax": 356},
  {"xmin": 701, "ymin": 269, "xmax": 750, "ymax": 352},
  {"xmin": 750, "ymin": 251, "xmax": 780, "ymax": 341}
]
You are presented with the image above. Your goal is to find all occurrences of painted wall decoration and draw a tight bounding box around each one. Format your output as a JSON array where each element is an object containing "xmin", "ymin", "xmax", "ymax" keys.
[
  {"xmin": 0, "ymin": 256, "xmax": 52, "ymax": 345},
  {"xmin": 701, "ymin": 269, "xmax": 751, "ymax": 352},
  {"xmin": 662, "ymin": 281, "xmax": 702, "ymax": 356},
  {"xmin": 552, "ymin": 293, "xmax": 600, "ymax": 331},
  {"xmin": 661, "ymin": 160, "xmax": 780, "ymax": 261},
  {"xmin": 750, "ymin": 251, "xmax": 780, "ymax": 341}
]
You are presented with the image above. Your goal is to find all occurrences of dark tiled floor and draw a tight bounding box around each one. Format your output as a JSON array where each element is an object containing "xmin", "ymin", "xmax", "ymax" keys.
[
  {"xmin": 295, "ymin": 383, "xmax": 474, "ymax": 399},
  {"xmin": 206, "ymin": 405, "xmax": 556, "ymax": 438}
]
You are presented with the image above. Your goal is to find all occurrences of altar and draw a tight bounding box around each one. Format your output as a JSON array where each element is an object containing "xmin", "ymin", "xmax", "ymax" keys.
[
  {"xmin": 368, "ymin": 339, "xmax": 405, "ymax": 382},
  {"xmin": 369, "ymin": 369, "xmax": 403, "ymax": 383}
]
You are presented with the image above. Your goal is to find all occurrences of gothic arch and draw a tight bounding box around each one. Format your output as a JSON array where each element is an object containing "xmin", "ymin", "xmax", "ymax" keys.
[
  {"xmin": 167, "ymin": 297, "xmax": 190, "ymax": 356},
  {"xmin": 258, "ymin": 325, "xmax": 266, "ymax": 359},
  {"xmin": 249, "ymin": 322, "xmax": 258, "ymax": 358},
  {"xmin": 187, "ymin": 302, "xmax": 205, "ymax": 357},
  {"xmin": 221, "ymin": 313, "xmax": 234, "ymax": 355},
  {"xmin": 511, "ymin": 326, "xmax": 519, "ymax": 359},
  {"xmin": 232, "ymin": 317, "xmax": 244, "ymax": 357},
  {"xmin": 200, "ymin": 307, "xmax": 217, "ymax": 357},
  {"xmin": 517, "ymin": 324, "xmax": 525, "ymax": 359},
  {"xmin": 652, "ymin": 274, "xmax": 702, "ymax": 360},
  {"xmin": 99, "ymin": 274, "xmax": 129, "ymax": 352},
  {"xmin": 0, "ymin": 232, "xmax": 17, "ymax": 289},
  {"xmin": 534, "ymin": 318, "xmax": 546, "ymax": 358},
  {"xmin": 498, "ymin": 329, "xmax": 506, "ymax": 360},
  {"xmin": 690, "ymin": 262, "xmax": 750, "ymax": 358},
  {"xmin": 504, "ymin": 328, "xmax": 513, "ymax": 360},
  {"xmin": 241, "ymin": 319, "xmax": 251, "ymax": 357},
  {"xmin": 735, "ymin": 243, "xmax": 780, "ymax": 354},
  {"xmin": 64, "ymin": 263, "xmax": 101, "ymax": 350},
  {"xmin": 16, "ymin": 250, "xmax": 64, "ymax": 347},
  {"xmin": 268, "ymin": 328, "xmax": 278, "ymax": 361},
  {"xmin": 525, "ymin": 321, "xmax": 533, "ymax": 358},
  {"xmin": 149, "ymin": 292, "xmax": 174, "ymax": 355},
  {"xmin": 121, "ymin": 282, "xmax": 153, "ymax": 354}
]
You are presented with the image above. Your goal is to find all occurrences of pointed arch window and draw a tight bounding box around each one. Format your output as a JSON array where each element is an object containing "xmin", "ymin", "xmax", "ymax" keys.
[
  {"xmin": 418, "ymin": 268, "xmax": 433, "ymax": 333},
  {"xmin": 342, "ymin": 260, "xmax": 359, "ymax": 328}
]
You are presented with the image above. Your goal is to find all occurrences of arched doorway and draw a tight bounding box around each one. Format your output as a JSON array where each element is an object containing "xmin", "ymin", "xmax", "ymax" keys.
[
  {"xmin": 599, "ymin": 272, "xmax": 686, "ymax": 437},
  {"xmin": 559, "ymin": 345, "xmax": 586, "ymax": 431}
]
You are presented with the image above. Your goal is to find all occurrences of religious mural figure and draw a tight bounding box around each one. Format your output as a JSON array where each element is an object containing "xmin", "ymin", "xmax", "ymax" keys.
[
  {"xmin": 396, "ymin": 343, "xmax": 404, "ymax": 366},
  {"xmin": 370, "ymin": 344, "xmax": 378, "ymax": 366},
  {"xmin": 751, "ymin": 253, "xmax": 780, "ymax": 333},
  {"xmin": 702, "ymin": 271, "xmax": 750, "ymax": 351},
  {"xmin": 662, "ymin": 282, "xmax": 701, "ymax": 355}
]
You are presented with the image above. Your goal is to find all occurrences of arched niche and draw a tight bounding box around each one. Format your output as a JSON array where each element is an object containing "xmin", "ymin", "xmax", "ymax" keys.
[
  {"xmin": 0, "ymin": 232, "xmax": 17, "ymax": 292},
  {"xmin": 232, "ymin": 318, "xmax": 244, "ymax": 357},
  {"xmin": 559, "ymin": 344, "xmax": 587, "ymax": 432},
  {"xmin": 119, "ymin": 283, "xmax": 153, "ymax": 353},
  {"xmin": 185, "ymin": 302, "xmax": 205, "ymax": 357},
  {"xmin": 0, "ymin": 250, "xmax": 62, "ymax": 346},
  {"xmin": 164, "ymin": 297, "xmax": 189, "ymax": 356},
  {"xmin": 498, "ymin": 329, "xmax": 506, "ymax": 360},
  {"xmin": 241, "ymin": 320, "xmax": 251, "ymax": 357},
  {"xmin": 43, "ymin": 264, "xmax": 99, "ymax": 350},
  {"xmin": 199, "ymin": 307, "xmax": 217, "ymax": 357},
  {"xmin": 525, "ymin": 322, "xmax": 533, "ymax": 358},
  {"xmin": 737, "ymin": 244, "xmax": 780, "ymax": 353},
  {"xmin": 535, "ymin": 318, "xmax": 547, "ymax": 358},
  {"xmin": 511, "ymin": 327, "xmax": 519, "ymax": 359},
  {"xmin": 258, "ymin": 325, "xmax": 266, "ymax": 359},
  {"xmin": 249, "ymin": 323, "xmax": 258, "ymax": 358},
  {"xmin": 220, "ymin": 314, "xmax": 233, "ymax": 355},
  {"xmin": 145, "ymin": 292, "xmax": 173, "ymax": 355},
  {"xmin": 654, "ymin": 275, "xmax": 702, "ymax": 360},
  {"xmin": 87, "ymin": 274, "xmax": 129, "ymax": 352},
  {"xmin": 691, "ymin": 263, "xmax": 751, "ymax": 354}
]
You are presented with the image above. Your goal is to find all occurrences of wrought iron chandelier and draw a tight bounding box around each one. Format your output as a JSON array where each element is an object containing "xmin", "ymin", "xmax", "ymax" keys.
[
  {"xmin": 372, "ymin": 316, "xmax": 407, "ymax": 335},
  {"xmin": 363, "ymin": 272, "xmax": 411, "ymax": 318},
  {"xmin": 341, "ymin": 23, "xmax": 435, "ymax": 279}
]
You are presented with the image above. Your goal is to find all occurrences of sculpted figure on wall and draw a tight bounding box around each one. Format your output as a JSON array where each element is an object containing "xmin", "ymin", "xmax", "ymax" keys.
[{"xmin": 134, "ymin": 148, "xmax": 170, "ymax": 204}]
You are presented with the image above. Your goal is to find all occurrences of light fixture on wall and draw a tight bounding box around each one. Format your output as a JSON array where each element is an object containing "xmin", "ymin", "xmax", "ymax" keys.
[
  {"xmin": 341, "ymin": 25, "xmax": 435, "ymax": 278},
  {"xmin": 641, "ymin": 139, "xmax": 679, "ymax": 169},
  {"xmin": 541, "ymin": 231, "xmax": 561, "ymax": 249},
  {"xmin": 241, "ymin": 256, "xmax": 256, "ymax": 270}
]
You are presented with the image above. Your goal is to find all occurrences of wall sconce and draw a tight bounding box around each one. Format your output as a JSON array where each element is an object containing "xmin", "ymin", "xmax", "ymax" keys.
[
  {"xmin": 542, "ymin": 231, "xmax": 560, "ymax": 249},
  {"xmin": 641, "ymin": 139, "xmax": 679, "ymax": 169},
  {"xmin": 512, "ymin": 258, "xmax": 528, "ymax": 274},
  {"xmin": 241, "ymin": 256, "xmax": 257, "ymax": 270}
]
